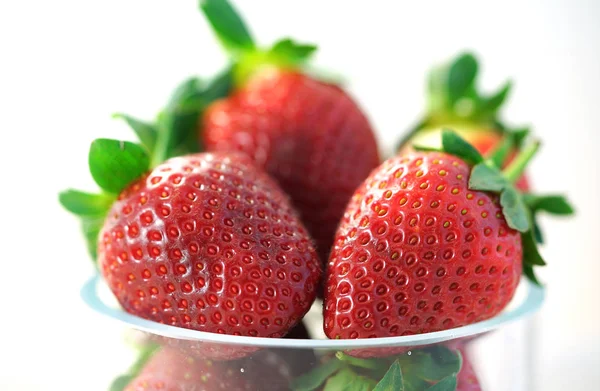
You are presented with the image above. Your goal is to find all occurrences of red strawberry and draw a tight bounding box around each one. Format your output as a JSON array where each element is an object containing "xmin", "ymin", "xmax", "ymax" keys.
[
  {"xmin": 123, "ymin": 347, "xmax": 292, "ymax": 391},
  {"xmin": 325, "ymin": 153, "xmax": 520, "ymax": 341},
  {"xmin": 396, "ymin": 52, "xmax": 530, "ymax": 191},
  {"xmin": 324, "ymin": 130, "xmax": 571, "ymax": 347},
  {"xmin": 199, "ymin": 1, "xmax": 380, "ymax": 264},
  {"xmin": 61, "ymin": 141, "xmax": 321, "ymax": 360},
  {"xmin": 99, "ymin": 153, "xmax": 320, "ymax": 346}
]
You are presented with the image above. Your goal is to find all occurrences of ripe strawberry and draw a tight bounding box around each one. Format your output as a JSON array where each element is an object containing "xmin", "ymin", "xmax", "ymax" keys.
[
  {"xmin": 122, "ymin": 347, "xmax": 292, "ymax": 391},
  {"xmin": 199, "ymin": 0, "xmax": 380, "ymax": 263},
  {"xmin": 61, "ymin": 138, "xmax": 321, "ymax": 360},
  {"xmin": 324, "ymin": 130, "xmax": 572, "ymax": 345},
  {"xmin": 397, "ymin": 52, "xmax": 530, "ymax": 191}
]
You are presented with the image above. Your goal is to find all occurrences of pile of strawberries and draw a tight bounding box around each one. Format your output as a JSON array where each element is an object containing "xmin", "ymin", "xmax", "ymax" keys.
[{"xmin": 60, "ymin": 1, "xmax": 573, "ymax": 390}]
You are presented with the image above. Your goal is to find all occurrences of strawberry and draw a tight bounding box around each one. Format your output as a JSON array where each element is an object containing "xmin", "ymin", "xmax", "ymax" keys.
[
  {"xmin": 117, "ymin": 346, "xmax": 292, "ymax": 391},
  {"xmin": 98, "ymin": 151, "xmax": 320, "ymax": 336},
  {"xmin": 324, "ymin": 130, "xmax": 572, "ymax": 345},
  {"xmin": 396, "ymin": 52, "xmax": 530, "ymax": 191},
  {"xmin": 198, "ymin": 0, "xmax": 380, "ymax": 263},
  {"xmin": 60, "ymin": 95, "xmax": 322, "ymax": 359}
]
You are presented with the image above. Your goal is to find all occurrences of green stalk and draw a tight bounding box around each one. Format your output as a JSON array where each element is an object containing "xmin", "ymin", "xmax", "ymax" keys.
[
  {"xmin": 488, "ymin": 133, "xmax": 514, "ymax": 168},
  {"xmin": 502, "ymin": 140, "xmax": 540, "ymax": 183}
]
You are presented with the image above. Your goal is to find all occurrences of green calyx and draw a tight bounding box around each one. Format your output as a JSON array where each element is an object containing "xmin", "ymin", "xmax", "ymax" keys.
[
  {"xmin": 397, "ymin": 52, "xmax": 522, "ymax": 152},
  {"xmin": 291, "ymin": 346, "xmax": 462, "ymax": 391},
  {"xmin": 425, "ymin": 52, "xmax": 511, "ymax": 130},
  {"xmin": 199, "ymin": 0, "xmax": 318, "ymax": 86},
  {"xmin": 59, "ymin": 68, "xmax": 234, "ymax": 264},
  {"xmin": 414, "ymin": 129, "xmax": 574, "ymax": 285},
  {"xmin": 58, "ymin": 138, "xmax": 150, "ymax": 264}
]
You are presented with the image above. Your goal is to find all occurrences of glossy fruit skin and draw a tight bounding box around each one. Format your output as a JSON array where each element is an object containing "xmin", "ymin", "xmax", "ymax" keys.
[
  {"xmin": 99, "ymin": 153, "xmax": 321, "ymax": 353},
  {"xmin": 203, "ymin": 70, "xmax": 380, "ymax": 263},
  {"xmin": 402, "ymin": 125, "xmax": 530, "ymax": 191},
  {"xmin": 324, "ymin": 152, "xmax": 522, "ymax": 342},
  {"xmin": 124, "ymin": 348, "xmax": 292, "ymax": 391}
]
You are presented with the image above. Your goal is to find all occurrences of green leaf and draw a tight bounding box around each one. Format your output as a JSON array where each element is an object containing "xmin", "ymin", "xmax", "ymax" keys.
[
  {"xmin": 441, "ymin": 129, "xmax": 484, "ymax": 165},
  {"xmin": 523, "ymin": 264, "xmax": 543, "ymax": 286},
  {"xmin": 523, "ymin": 194, "xmax": 575, "ymax": 215},
  {"xmin": 200, "ymin": 0, "xmax": 255, "ymax": 53},
  {"xmin": 532, "ymin": 216, "xmax": 544, "ymax": 244},
  {"xmin": 270, "ymin": 38, "xmax": 317, "ymax": 65},
  {"xmin": 113, "ymin": 113, "xmax": 157, "ymax": 152},
  {"xmin": 200, "ymin": 67, "xmax": 235, "ymax": 103},
  {"xmin": 511, "ymin": 127, "xmax": 530, "ymax": 148},
  {"xmin": 468, "ymin": 163, "xmax": 508, "ymax": 192},
  {"xmin": 82, "ymin": 216, "xmax": 104, "ymax": 262},
  {"xmin": 412, "ymin": 145, "xmax": 443, "ymax": 153},
  {"xmin": 291, "ymin": 358, "xmax": 344, "ymax": 391},
  {"xmin": 88, "ymin": 139, "xmax": 150, "ymax": 194},
  {"xmin": 446, "ymin": 53, "xmax": 478, "ymax": 106},
  {"xmin": 426, "ymin": 375, "xmax": 458, "ymax": 391},
  {"xmin": 373, "ymin": 360, "xmax": 404, "ymax": 391},
  {"xmin": 323, "ymin": 368, "xmax": 376, "ymax": 391},
  {"xmin": 59, "ymin": 189, "xmax": 114, "ymax": 216},
  {"xmin": 404, "ymin": 346, "xmax": 462, "ymax": 384},
  {"xmin": 154, "ymin": 77, "xmax": 205, "ymax": 164},
  {"xmin": 478, "ymin": 80, "xmax": 512, "ymax": 114},
  {"xmin": 109, "ymin": 375, "xmax": 134, "ymax": 391},
  {"xmin": 335, "ymin": 351, "xmax": 390, "ymax": 371},
  {"xmin": 153, "ymin": 70, "xmax": 234, "ymax": 165},
  {"xmin": 499, "ymin": 186, "xmax": 530, "ymax": 232},
  {"xmin": 522, "ymin": 229, "xmax": 546, "ymax": 267}
]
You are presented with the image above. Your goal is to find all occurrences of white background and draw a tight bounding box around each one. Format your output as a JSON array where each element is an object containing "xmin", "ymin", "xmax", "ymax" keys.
[{"xmin": 0, "ymin": 0, "xmax": 599, "ymax": 389}]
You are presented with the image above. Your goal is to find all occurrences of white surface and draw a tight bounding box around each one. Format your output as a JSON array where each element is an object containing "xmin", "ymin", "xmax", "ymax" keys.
[{"xmin": 0, "ymin": 1, "xmax": 598, "ymax": 390}]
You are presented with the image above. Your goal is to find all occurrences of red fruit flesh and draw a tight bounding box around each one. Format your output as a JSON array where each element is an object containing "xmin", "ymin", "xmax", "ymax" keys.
[
  {"xmin": 203, "ymin": 70, "xmax": 380, "ymax": 263},
  {"xmin": 324, "ymin": 153, "xmax": 522, "ymax": 341},
  {"xmin": 99, "ymin": 153, "xmax": 321, "ymax": 354}
]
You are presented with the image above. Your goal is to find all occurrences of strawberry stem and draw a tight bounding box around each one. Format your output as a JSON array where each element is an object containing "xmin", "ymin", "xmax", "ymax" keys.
[{"xmin": 502, "ymin": 140, "xmax": 540, "ymax": 183}]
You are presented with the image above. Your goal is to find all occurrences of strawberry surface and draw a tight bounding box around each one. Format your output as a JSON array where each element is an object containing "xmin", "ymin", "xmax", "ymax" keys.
[
  {"xmin": 203, "ymin": 70, "xmax": 380, "ymax": 263},
  {"xmin": 124, "ymin": 347, "xmax": 292, "ymax": 391},
  {"xmin": 98, "ymin": 152, "xmax": 321, "ymax": 354},
  {"xmin": 406, "ymin": 125, "xmax": 530, "ymax": 191},
  {"xmin": 324, "ymin": 152, "xmax": 522, "ymax": 340}
]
